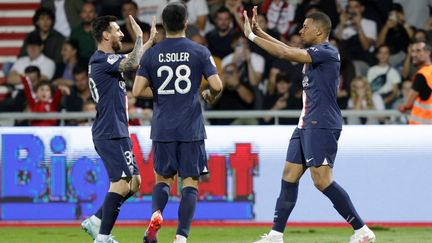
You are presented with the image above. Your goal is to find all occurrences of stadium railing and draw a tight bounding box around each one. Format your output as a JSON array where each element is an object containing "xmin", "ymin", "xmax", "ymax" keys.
[{"xmin": 0, "ymin": 110, "xmax": 405, "ymax": 125}]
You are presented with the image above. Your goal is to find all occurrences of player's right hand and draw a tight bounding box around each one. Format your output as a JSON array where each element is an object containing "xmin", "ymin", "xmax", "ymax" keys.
[
  {"xmin": 242, "ymin": 10, "xmax": 252, "ymax": 38},
  {"xmin": 129, "ymin": 15, "xmax": 143, "ymax": 38},
  {"xmin": 251, "ymin": 6, "xmax": 260, "ymax": 32}
]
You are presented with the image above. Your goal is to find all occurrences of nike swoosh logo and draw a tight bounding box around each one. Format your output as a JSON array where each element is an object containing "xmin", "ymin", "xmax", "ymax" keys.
[{"xmin": 306, "ymin": 158, "xmax": 314, "ymax": 162}]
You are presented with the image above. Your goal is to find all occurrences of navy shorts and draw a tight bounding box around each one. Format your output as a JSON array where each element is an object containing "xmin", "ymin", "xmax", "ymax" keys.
[
  {"xmin": 93, "ymin": 137, "xmax": 139, "ymax": 181},
  {"xmin": 286, "ymin": 128, "xmax": 341, "ymax": 167},
  {"xmin": 152, "ymin": 140, "xmax": 208, "ymax": 178}
]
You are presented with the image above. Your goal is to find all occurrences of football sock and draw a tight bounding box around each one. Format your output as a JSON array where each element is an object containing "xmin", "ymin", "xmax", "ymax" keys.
[
  {"xmin": 99, "ymin": 192, "xmax": 124, "ymax": 235},
  {"xmin": 152, "ymin": 182, "xmax": 170, "ymax": 213},
  {"xmin": 322, "ymin": 181, "xmax": 365, "ymax": 230},
  {"xmin": 94, "ymin": 190, "xmax": 134, "ymax": 220},
  {"xmin": 272, "ymin": 180, "xmax": 298, "ymax": 233},
  {"xmin": 176, "ymin": 187, "xmax": 198, "ymax": 237}
]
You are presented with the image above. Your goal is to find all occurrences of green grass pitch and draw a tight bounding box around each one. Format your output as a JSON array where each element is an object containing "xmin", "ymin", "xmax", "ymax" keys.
[{"xmin": 1, "ymin": 226, "xmax": 431, "ymax": 242}]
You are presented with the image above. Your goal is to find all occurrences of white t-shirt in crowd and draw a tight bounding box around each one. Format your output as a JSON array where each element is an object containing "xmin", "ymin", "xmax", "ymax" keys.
[
  {"xmin": 342, "ymin": 18, "xmax": 377, "ymax": 41},
  {"xmin": 367, "ymin": 64, "xmax": 401, "ymax": 94},
  {"xmin": 221, "ymin": 52, "xmax": 265, "ymax": 74},
  {"xmin": 53, "ymin": 0, "xmax": 70, "ymax": 37},
  {"xmin": 266, "ymin": 0, "xmax": 296, "ymax": 35},
  {"xmin": 137, "ymin": 0, "xmax": 167, "ymax": 24},
  {"xmin": 171, "ymin": 0, "xmax": 209, "ymax": 26},
  {"xmin": 11, "ymin": 54, "xmax": 56, "ymax": 80}
]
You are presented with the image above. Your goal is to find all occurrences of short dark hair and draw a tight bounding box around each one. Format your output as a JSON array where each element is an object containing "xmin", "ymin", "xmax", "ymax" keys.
[
  {"xmin": 92, "ymin": 15, "xmax": 118, "ymax": 43},
  {"xmin": 64, "ymin": 39, "xmax": 80, "ymax": 54},
  {"xmin": 26, "ymin": 33, "xmax": 43, "ymax": 46},
  {"xmin": 162, "ymin": 2, "xmax": 188, "ymax": 33},
  {"xmin": 32, "ymin": 7, "xmax": 55, "ymax": 27},
  {"xmin": 73, "ymin": 64, "xmax": 88, "ymax": 76},
  {"xmin": 306, "ymin": 11, "xmax": 332, "ymax": 37},
  {"xmin": 413, "ymin": 40, "xmax": 432, "ymax": 52},
  {"xmin": 24, "ymin": 65, "xmax": 41, "ymax": 77},
  {"xmin": 122, "ymin": 0, "xmax": 138, "ymax": 10},
  {"xmin": 216, "ymin": 6, "xmax": 231, "ymax": 17}
]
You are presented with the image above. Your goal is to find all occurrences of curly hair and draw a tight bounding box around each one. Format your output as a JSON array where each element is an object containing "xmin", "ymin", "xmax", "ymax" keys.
[{"xmin": 350, "ymin": 76, "xmax": 375, "ymax": 109}]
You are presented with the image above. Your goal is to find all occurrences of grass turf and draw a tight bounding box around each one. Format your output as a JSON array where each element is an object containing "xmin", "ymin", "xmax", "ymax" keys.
[{"xmin": 0, "ymin": 226, "xmax": 431, "ymax": 243}]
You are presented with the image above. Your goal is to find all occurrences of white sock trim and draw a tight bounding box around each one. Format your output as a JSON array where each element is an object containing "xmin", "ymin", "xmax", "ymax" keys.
[{"xmin": 96, "ymin": 234, "xmax": 109, "ymax": 241}]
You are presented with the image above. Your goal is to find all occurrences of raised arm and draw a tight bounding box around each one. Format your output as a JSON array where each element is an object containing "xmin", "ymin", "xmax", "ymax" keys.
[
  {"xmin": 243, "ymin": 9, "xmax": 312, "ymax": 63},
  {"xmin": 119, "ymin": 16, "xmax": 157, "ymax": 72}
]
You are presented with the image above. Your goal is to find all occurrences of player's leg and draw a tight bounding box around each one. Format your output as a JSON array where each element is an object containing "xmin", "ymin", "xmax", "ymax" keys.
[
  {"xmin": 173, "ymin": 140, "xmax": 207, "ymax": 243},
  {"xmin": 306, "ymin": 129, "xmax": 375, "ymax": 243},
  {"xmin": 174, "ymin": 177, "xmax": 199, "ymax": 243},
  {"xmin": 255, "ymin": 128, "xmax": 307, "ymax": 243},
  {"xmin": 144, "ymin": 141, "xmax": 178, "ymax": 243}
]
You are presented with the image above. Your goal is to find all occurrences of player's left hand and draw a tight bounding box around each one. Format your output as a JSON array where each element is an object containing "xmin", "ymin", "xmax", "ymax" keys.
[
  {"xmin": 148, "ymin": 16, "xmax": 158, "ymax": 42},
  {"xmin": 202, "ymin": 89, "xmax": 216, "ymax": 104},
  {"xmin": 251, "ymin": 6, "xmax": 261, "ymax": 33},
  {"xmin": 242, "ymin": 10, "xmax": 252, "ymax": 38}
]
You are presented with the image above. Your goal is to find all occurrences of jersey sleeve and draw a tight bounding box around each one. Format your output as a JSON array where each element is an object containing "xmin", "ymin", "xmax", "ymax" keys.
[
  {"xmin": 202, "ymin": 47, "xmax": 218, "ymax": 79},
  {"xmin": 103, "ymin": 54, "xmax": 126, "ymax": 73},
  {"xmin": 306, "ymin": 45, "xmax": 338, "ymax": 65},
  {"xmin": 137, "ymin": 49, "xmax": 152, "ymax": 79}
]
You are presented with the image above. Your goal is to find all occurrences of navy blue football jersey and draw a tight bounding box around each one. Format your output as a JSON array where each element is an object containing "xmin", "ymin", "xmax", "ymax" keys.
[
  {"xmin": 137, "ymin": 38, "xmax": 218, "ymax": 141},
  {"xmin": 298, "ymin": 42, "xmax": 343, "ymax": 129},
  {"xmin": 89, "ymin": 51, "xmax": 129, "ymax": 139}
]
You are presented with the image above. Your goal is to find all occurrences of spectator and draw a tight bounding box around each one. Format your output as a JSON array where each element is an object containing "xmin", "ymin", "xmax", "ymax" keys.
[
  {"xmin": 22, "ymin": 77, "xmax": 69, "ymax": 126},
  {"xmin": 222, "ymin": 33, "xmax": 265, "ymax": 108},
  {"xmin": 335, "ymin": 0, "xmax": 377, "ymax": 65},
  {"xmin": 367, "ymin": 45, "xmax": 401, "ymax": 108},
  {"xmin": 293, "ymin": 0, "xmax": 339, "ymax": 32},
  {"xmin": 393, "ymin": 0, "xmax": 432, "ymax": 29},
  {"xmin": 119, "ymin": 1, "xmax": 151, "ymax": 53},
  {"xmin": 391, "ymin": 80, "xmax": 412, "ymax": 124},
  {"xmin": 376, "ymin": 3, "xmax": 413, "ymax": 66},
  {"xmin": 127, "ymin": 90, "xmax": 146, "ymax": 126},
  {"xmin": 347, "ymin": 76, "xmax": 385, "ymax": 124},
  {"xmin": 62, "ymin": 65, "xmax": 92, "ymax": 113},
  {"xmin": 78, "ymin": 100, "xmax": 97, "ymax": 126},
  {"xmin": 7, "ymin": 35, "xmax": 55, "ymax": 85},
  {"xmin": 205, "ymin": 6, "xmax": 237, "ymax": 59},
  {"xmin": 267, "ymin": 34, "xmax": 303, "ymax": 97},
  {"xmin": 53, "ymin": 39, "xmax": 81, "ymax": 86},
  {"xmin": 399, "ymin": 41, "xmax": 432, "ymax": 124},
  {"xmin": 42, "ymin": 0, "xmax": 84, "ymax": 38},
  {"xmin": 260, "ymin": 0, "xmax": 297, "ymax": 36},
  {"xmin": 209, "ymin": 63, "xmax": 255, "ymax": 125},
  {"xmin": 221, "ymin": 33, "xmax": 265, "ymax": 87},
  {"xmin": 262, "ymin": 72, "xmax": 302, "ymax": 125},
  {"xmin": 19, "ymin": 8, "xmax": 65, "ymax": 66},
  {"xmin": 70, "ymin": 2, "xmax": 98, "ymax": 61},
  {"xmin": 136, "ymin": 0, "xmax": 167, "ymax": 24},
  {"xmin": 176, "ymin": 0, "xmax": 209, "ymax": 35}
]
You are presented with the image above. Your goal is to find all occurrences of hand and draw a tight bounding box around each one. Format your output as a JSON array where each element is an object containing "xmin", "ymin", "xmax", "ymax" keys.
[
  {"xmin": 352, "ymin": 13, "xmax": 362, "ymax": 27},
  {"xmin": 339, "ymin": 12, "xmax": 348, "ymax": 24},
  {"xmin": 398, "ymin": 104, "xmax": 412, "ymax": 113},
  {"xmin": 385, "ymin": 17, "xmax": 397, "ymax": 29},
  {"xmin": 274, "ymin": 95, "xmax": 288, "ymax": 109},
  {"xmin": 225, "ymin": 0, "xmax": 241, "ymax": 13},
  {"xmin": 129, "ymin": 15, "xmax": 143, "ymax": 38},
  {"xmin": 57, "ymin": 85, "xmax": 70, "ymax": 96},
  {"xmin": 251, "ymin": 6, "xmax": 261, "ymax": 33},
  {"xmin": 148, "ymin": 16, "xmax": 158, "ymax": 42},
  {"xmin": 202, "ymin": 89, "xmax": 217, "ymax": 104},
  {"xmin": 242, "ymin": 10, "xmax": 252, "ymax": 38}
]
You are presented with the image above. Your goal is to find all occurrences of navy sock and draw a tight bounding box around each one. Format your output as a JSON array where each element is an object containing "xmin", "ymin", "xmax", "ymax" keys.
[
  {"xmin": 95, "ymin": 191, "xmax": 134, "ymax": 219},
  {"xmin": 272, "ymin": 180, "xmax": 298, "ymax": 233},
  {"xmin": 99, "ymin": 192, "xmax": 124, "ymax": 235},
  {"xmin": 152, "ymin": 183, "xmax": 170, "ymax": 213},
  {"xmin": 176, "ymin": 187, "xmax": 198, "ymax": 237},
  {"xmin": 322, "ymin": 181, "xmax": 365, "ymax": 230}
]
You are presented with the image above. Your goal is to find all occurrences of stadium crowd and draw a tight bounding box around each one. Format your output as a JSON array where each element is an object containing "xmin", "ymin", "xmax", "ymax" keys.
[{"xmin": 1, "ymin": 0, "xmax": 431, "ymax": 126}]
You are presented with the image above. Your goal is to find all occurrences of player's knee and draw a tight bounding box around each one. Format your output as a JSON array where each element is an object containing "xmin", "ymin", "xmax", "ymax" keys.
[
  {"xmin": 110, "ymin": 179, "xmax": 131, "ymax": 196},
  {"xmin": 313, "ymin": 179, "xmax": 332, "ymax": 191}
]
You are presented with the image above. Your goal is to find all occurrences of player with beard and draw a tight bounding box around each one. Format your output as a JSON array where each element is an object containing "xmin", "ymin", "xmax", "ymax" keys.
[{"xmin": 80, "ymin": 15, "xmax": 157, "ymax": 243}]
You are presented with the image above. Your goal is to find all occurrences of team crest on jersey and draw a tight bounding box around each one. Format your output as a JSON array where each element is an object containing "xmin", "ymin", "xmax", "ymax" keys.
[
  {"xmin": 119, "ymin": 80, "xmax": 126, "ymax": 92},
  {"xmin": 107, "ymin": 54, "xmax": 119, "ymax": 65},
  {"xmin": 308, "ymin": 47, "xmax": 319, "ymax": 52},
  {"xmin": 302, "ymin": 75, "xmax": 309, "ymax": 87}
]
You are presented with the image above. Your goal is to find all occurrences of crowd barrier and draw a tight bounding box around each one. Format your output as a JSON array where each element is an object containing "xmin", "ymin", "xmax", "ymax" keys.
[{"xmin": 1, "ymin": 126, "xmax": 431, "ymax": 223}]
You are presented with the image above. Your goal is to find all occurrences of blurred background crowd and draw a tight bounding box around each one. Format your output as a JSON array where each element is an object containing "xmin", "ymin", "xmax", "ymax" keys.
[{"xmin": 1, "ymin": 0, "xmax": 431, "ymax": 126}]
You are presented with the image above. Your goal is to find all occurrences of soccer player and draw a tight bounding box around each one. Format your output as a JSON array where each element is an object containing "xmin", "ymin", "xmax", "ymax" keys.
[
  {"xmin": 243, "ymin": 7, "xmax": 376, "ymax": 243},
  {"xmin": 132, "ymin": 3, "xmax": 223, "ymax": 243},
  {"xmin": 80, "ymin": 15, "xmax": 156, "ymax": 243}
]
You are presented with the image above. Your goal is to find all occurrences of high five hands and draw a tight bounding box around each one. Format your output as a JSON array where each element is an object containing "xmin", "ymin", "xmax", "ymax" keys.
[{"xmin": 242, "ymin": 6, "xmax": 260, "ymax": 39}]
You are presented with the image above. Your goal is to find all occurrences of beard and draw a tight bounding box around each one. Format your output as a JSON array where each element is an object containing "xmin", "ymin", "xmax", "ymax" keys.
[{"xmin": 112, "ymin": 41, "xmax": 122, "ymax": 52}]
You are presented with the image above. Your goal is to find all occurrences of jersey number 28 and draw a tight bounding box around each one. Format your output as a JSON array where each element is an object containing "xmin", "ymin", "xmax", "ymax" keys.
[{"xmin": 157, "ymin": 65, "xmax": 191, "ymax": 95}]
